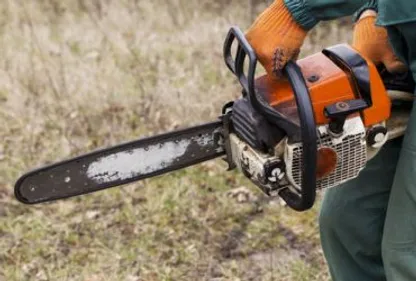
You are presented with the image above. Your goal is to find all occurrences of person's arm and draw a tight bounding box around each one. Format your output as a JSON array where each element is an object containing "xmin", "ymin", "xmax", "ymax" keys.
[{"xmin": 285, "ymin": 0, "xmax": 378, "ymax": 30}]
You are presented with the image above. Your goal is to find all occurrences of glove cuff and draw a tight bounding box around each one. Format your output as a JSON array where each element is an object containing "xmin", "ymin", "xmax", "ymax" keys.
[
  {"xmin": 284, "ymin": 0, "xmax": 319, "ymax": 30},
  {"xmin": 352, "ymin": 0, "xmax": 378, "ymax": 22}
]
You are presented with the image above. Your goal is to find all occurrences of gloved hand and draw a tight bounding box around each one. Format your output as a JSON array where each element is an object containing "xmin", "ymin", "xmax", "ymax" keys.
[
  {"xmin": 353, "ymin": 10, "xmax": 407, "ymax": 73},
  {"xmin": 245, "ymin": 0, "xmax": 307, "ymax": 79}
]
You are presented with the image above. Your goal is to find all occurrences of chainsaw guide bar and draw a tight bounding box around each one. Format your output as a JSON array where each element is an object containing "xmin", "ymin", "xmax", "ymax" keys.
[{"xmin": 15, "ymin": 121, "xmax": 225, "ymax": 204}]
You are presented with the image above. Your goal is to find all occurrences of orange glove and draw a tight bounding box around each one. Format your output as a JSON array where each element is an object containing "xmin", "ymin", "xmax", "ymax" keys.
[
  {"xmin": 353, "ymin": 12, "xmax": 407, "ymax": 73},
  {"xmin": 245, "ymin": 0, "xmax": 307, "ymax": 79}
]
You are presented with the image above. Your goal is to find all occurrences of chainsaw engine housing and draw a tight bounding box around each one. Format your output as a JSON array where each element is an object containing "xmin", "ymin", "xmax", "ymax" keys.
[
  {"xmin": 251, "ymin": 44, "xmax": 394, "ymax": 190},
  {"xmin": 225, "ymin": 28, "xmax": 414, "ymax": 207}
]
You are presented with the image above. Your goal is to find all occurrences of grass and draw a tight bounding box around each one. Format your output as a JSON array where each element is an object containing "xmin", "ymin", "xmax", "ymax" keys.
[{"xmin": 0, "ymin": 1, "xmax": 353, "ymax": 280}]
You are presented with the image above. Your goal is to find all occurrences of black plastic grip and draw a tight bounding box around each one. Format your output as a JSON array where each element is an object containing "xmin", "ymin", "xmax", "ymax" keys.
[
  {"xmin": 279, "ymin": 62, "xmax": 317, "ymax": 211},
  {"xmin": 223, "ymin": 26, "xmax": 256, "ymax": 97},
  {"xmin": 223, "ymin": 26, "xmax": 317, "ymax": 211}
]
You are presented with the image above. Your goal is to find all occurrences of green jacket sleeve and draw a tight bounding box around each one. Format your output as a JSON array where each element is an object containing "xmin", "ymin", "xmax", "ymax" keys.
[{"xmin": 284, "ymin": 0, "xmax": 378, "ymax": 30}]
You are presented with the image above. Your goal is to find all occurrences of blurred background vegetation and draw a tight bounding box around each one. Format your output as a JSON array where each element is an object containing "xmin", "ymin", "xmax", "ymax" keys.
[{"xmin": 0, "ymin": 1, "xmax": 353, "ymax": 280}]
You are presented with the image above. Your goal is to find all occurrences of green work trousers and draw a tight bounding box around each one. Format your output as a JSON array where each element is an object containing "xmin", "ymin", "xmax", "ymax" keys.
[{"xmin": 319, "ymin": 21, "xmax": 416, "ymax": 281}]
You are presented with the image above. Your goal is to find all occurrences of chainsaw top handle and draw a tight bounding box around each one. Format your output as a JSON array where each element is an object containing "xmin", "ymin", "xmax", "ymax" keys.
[{"xmin": 223, "ymin": 26, "xmax": 317, "ymax": 212}]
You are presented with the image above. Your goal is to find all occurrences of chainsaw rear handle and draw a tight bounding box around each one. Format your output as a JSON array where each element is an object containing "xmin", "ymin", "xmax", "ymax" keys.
[
  {"xmin": 323, "ymin": 45, "xmax": 373, "ymax": 106},
  {"xmin": 223, "ymin": 26, "xmax": 317, "ymax": 211}
]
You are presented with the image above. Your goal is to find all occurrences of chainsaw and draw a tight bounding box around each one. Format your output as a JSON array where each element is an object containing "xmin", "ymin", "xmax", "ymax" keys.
[{"xmin": 14, "ymin": 26, "xmax": 415, "ymax": 212}]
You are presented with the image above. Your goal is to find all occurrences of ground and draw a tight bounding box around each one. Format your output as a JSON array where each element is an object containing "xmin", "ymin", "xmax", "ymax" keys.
[{"xmin": 0, "ymin": 1, "xmax": 352, "ymax": 280}]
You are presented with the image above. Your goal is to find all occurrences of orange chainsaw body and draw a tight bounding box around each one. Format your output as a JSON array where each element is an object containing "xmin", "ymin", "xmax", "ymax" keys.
[{"xmin": 255, "ymin": 46, "xmax": 391, "ymax": 127}]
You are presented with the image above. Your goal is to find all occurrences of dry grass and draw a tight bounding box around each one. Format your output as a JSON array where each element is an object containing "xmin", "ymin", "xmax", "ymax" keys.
[{"xmin": 0, "ymin": 1, "xmax": 353, "ymax": 280}]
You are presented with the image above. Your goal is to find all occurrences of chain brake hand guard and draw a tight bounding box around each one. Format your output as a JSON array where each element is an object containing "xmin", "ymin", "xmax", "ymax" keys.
[{"xmin": 223, "ymin": 26, "xmax": 318, "ymax": 212}]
